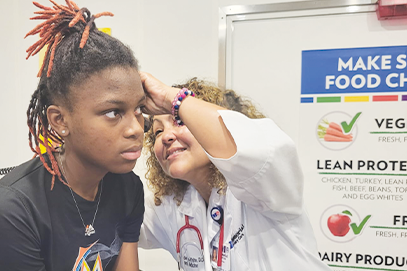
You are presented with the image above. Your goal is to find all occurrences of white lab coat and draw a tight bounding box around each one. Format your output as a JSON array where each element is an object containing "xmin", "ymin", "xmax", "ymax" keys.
[{"xmin": 139, "ymin": 110, "xmax": 331, "ymax": 271}]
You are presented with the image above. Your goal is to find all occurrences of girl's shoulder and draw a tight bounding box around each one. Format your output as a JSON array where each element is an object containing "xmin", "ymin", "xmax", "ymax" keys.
[{"xmin": 0, "ymin": 157, "xmax": 46, "ymax": 194}]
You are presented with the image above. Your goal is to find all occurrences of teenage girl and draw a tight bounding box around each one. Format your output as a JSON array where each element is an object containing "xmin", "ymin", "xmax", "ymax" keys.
[{"xmin": 0, "ymin": 1, "xmax": 145, "ymax": 270}]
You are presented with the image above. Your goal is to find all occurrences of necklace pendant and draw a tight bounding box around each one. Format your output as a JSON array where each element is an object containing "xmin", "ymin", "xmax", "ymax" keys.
[{"xmin": 85, "ymin": 224, "xmax": 95, "ymax": 236}]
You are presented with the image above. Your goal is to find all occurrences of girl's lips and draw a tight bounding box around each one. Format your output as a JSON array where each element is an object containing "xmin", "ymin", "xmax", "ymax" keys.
[{"xmin": 121, "ymin": 149, "xmax": 141, "ymax": 161}]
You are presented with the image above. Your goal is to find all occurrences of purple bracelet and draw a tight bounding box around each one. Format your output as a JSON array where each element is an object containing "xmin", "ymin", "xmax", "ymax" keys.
[{"xmin": 171, "ymin": 88, "xmax": 195, "ymax": 126}]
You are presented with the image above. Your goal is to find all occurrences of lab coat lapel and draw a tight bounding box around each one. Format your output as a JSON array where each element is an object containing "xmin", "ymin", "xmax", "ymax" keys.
[{"xmin": 177, "ymin": 185, "xmax": 201, "ymax": 218}]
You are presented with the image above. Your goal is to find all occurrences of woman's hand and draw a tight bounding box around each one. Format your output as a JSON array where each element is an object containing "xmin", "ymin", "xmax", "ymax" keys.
[
  {"xmin": 139, "ymin": 71, "xmax": 179, "ymax": 115},
  {"xmin": 140, "ymin": 72, "xmax": 237, "ymax": 159}
]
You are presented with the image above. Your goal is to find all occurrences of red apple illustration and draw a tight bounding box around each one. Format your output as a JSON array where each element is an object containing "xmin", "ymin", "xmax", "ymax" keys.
[{"xmin": 327, "ymin": 213, "xmax": 351, "ymax": 236}]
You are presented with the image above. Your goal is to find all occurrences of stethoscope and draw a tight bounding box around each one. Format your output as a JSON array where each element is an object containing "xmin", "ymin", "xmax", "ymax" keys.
[
  {"xmin": 176, "ymin": 206, "xmax": 224, "ymax": 270},
  {"xmin": 176, "ymin": 215, "xmax": 204, "ymax": 270}
]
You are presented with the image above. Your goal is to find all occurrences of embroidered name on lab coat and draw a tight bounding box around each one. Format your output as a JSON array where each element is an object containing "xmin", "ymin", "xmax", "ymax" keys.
[{"xmin": 230, "ymin": 224, "xmax": 245, "ymax": 248}]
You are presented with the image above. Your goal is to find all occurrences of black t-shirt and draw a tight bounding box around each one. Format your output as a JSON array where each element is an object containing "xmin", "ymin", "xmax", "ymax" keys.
[{"xmin": 0, "ymin": 156, "xmax": 144, "ymax": 271}]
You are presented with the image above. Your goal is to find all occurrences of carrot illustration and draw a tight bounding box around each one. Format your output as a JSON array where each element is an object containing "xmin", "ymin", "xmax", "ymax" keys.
[
  {"xmin": 325, "ymin": 127, "xmax": 352, "ymax": 139},
  {"xmin": 324, "ymin": 134, "xmax": 352, "ymax": 142},
  {"xmin": 328, "ymin": 122, "xmax": 342, "ymax": 132},
  {"xmin": 318, "ymin": 119, "xmax": 353, "ymax": 142}
]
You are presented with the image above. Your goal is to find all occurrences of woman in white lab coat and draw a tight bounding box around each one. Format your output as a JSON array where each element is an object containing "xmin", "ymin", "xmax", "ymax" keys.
[{"xmin": 139, "ymin": 73, "xmax": 331, "ymax": 271}]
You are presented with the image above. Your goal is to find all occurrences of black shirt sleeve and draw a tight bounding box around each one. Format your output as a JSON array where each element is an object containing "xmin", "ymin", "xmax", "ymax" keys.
[
  {"xmin": 116, "ymin": 173, "xmax": 145, "ymax": 243},
  {"xmin": 0, "ymin": 186, "xmax": 46, "ymax": 271}
]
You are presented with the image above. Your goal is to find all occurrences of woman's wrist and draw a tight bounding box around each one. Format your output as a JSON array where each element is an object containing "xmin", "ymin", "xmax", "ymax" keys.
[
  {"xmin": 164, "ymin": 87, "xmax": 180, "ymax": 113},
  {"xmin": 171, "ymin": 88, "xmax": 195, "ymax": 126}
]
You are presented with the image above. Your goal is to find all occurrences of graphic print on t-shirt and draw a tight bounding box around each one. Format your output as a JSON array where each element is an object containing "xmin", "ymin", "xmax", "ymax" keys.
[
  {"xmin": 72, "ymin": 240, "xmax": 101, "ymax": 271},
  {"xmin": 72, "ymin": 233, "xmax": 122, "ymax": 271}
]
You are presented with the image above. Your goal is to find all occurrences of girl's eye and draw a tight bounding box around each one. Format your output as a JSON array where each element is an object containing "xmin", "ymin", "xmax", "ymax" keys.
[{"xmin": 105, "ymin": 110, "xmax": 120, "ymax": 119}]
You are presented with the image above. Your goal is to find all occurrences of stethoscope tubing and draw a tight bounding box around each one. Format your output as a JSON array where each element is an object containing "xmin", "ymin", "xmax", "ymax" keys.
[
  {"xmin": 176, "ymin": 215, "xmax": 204, "ymax": 253},
  {"xmin": 176, "ymin": 215, "xmax": 204, "ymax": 270}
]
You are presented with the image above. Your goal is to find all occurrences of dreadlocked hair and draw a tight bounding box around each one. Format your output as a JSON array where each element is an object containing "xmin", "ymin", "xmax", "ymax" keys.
[
  {"xmin": 144, "ymin": 78, "xmax": 266, "ymax": 206},
  {"xmin": 25, "ymin": 0, "xmax": 139, "ymax": 189}
]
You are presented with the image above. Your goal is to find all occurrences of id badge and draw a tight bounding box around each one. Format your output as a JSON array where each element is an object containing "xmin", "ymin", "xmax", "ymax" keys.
[{"xmin": 210, "ymin": 235, "xmax": 231, "ymax": 271}]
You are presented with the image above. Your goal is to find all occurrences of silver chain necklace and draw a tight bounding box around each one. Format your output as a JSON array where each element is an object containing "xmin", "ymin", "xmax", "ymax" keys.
[{"xmin": 58, "ymin": 153, "xmax": 103, "ymax": 237}]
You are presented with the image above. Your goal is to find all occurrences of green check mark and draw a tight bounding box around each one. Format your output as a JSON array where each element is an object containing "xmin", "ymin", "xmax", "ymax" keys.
[
  {"xmin": 341, "ymin": 112, "xmax": 362, "ymax": 134},
  {"xmin": 350, "ymin": 215, "xmax": 371, "ymax": 235}
]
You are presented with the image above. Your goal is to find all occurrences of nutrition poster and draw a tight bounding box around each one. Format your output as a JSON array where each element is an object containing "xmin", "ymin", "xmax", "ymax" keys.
[{"xmin": 299, "ymin": 45, "xmax": 407, "ymax": 271}]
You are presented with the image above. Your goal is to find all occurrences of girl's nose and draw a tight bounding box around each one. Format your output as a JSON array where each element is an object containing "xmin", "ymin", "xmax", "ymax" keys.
[{"xmin": 124, "ymin": 115, "xmax": 144, "ymax": 139}]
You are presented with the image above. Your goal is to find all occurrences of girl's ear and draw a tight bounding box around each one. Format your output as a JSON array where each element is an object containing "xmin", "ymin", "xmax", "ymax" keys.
[{"xmin": 47, "ymin": 105, "xmax": 69, "ymax": 137}]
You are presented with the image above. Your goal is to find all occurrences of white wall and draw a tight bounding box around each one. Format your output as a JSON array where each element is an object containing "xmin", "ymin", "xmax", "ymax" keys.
[
  {"xmin": 0, "ymin": 0, "xmax": 309, "ymax": 270},
  {"xmin": 0, "ymin": 0, "xmax": 315, "ymax": 168}
]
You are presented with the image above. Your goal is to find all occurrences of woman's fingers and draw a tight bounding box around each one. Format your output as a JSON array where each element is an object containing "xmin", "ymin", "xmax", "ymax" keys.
[
  {"xmin": 139, "ymin": 71, "xmax": 178, "ymax": 115},
  {"xmin": 139, "ymin": 71, "xmax": 151, "ymax": 85},
  {"xmin": 139, "ymin": 71, "xmax": 165, "ymax": 93}
]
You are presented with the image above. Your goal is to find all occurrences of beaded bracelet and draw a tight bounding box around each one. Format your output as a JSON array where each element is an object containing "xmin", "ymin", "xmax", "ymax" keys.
[{"xmin": 171, "ymin": 88, "xmax": 195, "ymax": 126}]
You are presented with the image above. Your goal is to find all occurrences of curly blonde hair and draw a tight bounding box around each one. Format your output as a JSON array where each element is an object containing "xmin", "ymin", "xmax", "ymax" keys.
[{"xmin": 144, "ymin": 78, "xmax": 265, "ymax": 206}]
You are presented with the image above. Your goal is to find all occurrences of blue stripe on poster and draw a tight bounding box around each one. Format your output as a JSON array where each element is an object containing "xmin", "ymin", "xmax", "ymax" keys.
[{"xmin": 301, "ymin": 97, "xmax": 314, "ymax": 103}]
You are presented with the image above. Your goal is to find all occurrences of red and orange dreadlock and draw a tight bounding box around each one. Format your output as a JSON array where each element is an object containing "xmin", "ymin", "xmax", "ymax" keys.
[
  {"xmin": 25, "ymin": 0, "xmax": 113, "ymax": 189},
  {"xmin": 25, "ymin": 0, "xmax": 113, "ymax": 77}
]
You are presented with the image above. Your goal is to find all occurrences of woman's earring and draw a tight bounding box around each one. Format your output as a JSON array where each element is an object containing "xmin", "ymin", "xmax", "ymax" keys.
[{"xmin": 61, "ymin": 130, "xmax": 66, "ymax": 134}]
